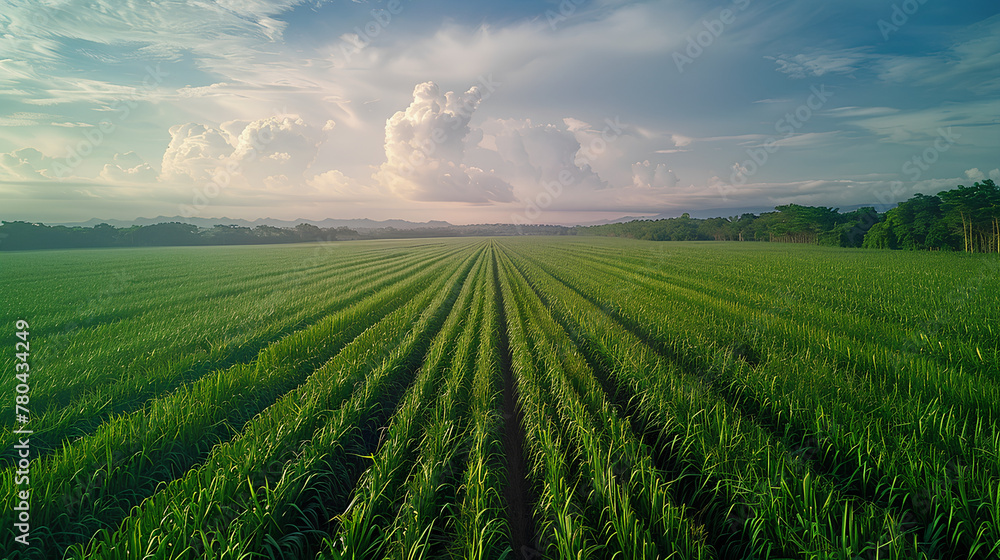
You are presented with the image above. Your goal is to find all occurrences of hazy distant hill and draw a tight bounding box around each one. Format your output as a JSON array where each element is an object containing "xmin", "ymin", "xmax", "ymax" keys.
[{"xmin": 53, "ymin": 216, "xmax": 454, "ymax": 231}]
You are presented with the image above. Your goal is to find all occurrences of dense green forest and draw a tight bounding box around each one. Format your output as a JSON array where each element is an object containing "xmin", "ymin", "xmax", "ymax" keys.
[
  {"xmin": 579, "ymin": 179, "xmax": 1000, "ymax": 253},
  {"xmin": 862, "ymin": 179, "xmax": 1000, "ymax": 252},
  {"xmin": 580, "ymin": 206, "xmax": 879, "ymax": 246}
]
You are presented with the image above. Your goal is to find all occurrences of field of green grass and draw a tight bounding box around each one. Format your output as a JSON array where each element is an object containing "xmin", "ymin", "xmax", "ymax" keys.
[{"xmin": 1, "ymin": 237, "xmax": 998, "ymax": 559}]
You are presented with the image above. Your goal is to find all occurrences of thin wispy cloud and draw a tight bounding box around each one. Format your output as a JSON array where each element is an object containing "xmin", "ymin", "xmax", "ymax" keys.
[{"xmin": 766, "ymin": 50, "xmax": 868, "ymax": 79}]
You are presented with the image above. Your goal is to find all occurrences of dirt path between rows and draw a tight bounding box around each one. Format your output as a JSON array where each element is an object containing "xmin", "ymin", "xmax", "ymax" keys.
[{"xmin": 492, "ymin": 245, "xmax": 538, "ymax": 557}]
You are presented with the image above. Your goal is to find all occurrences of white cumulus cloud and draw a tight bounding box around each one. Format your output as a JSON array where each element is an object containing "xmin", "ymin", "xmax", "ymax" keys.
[
  {"xmin": 229, "ymin": 115, "xmax": 323, "ymax": 188},
  {"xmin": 965, "ymin": 168, "xmax": 985, "ymax": 182},
  {"xmin": 375, "ymin": 81, "xmax": 514, "ymax": 203},
  {"xmin": 308, "ymin": 169, "xmax": 385, "ymax": 201},
  {"xmin": 964, "ymin": 168, "xmax": 1000, "ymax": 183},
  {"xmin": 477, "ymin": 117, "xmax": 607, "ymax": 195},
  {"xmin": 0, "ymin": 147, "xmax": 61, "ymax": 180},
  {"xmin": 160, "ymin": 123, "xmax": 233, "ymax": 183},
  {"xmin": 632, "ymin": 160, "xmax": 678, "ymax": 189},
  {"xmin": 100, "ymin": 151, "xmax": 156, "ymax": 182},
  {"xmin": 160, "ymin": 115, "xmax": 323, "ymax": 190}
]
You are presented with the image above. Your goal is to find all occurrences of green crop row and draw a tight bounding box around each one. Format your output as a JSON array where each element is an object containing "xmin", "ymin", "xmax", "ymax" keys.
[
  {"xmin": 0, "ymin": 243, "xmax": 400, "ymax": 402},
  {"xmin": 0, "ymin": 241, "xmax": 465, "ymax": 460},
  {"xmin": 496, "ymin": 247, "xmax": 712, "ymax": 560},
  {"xmin": 499, "ymin": 238, "xmax": 999, "ymax": 559},
  {"xmin": 2, "ymin": 242, "xmax": 480, "ymax": 559},
  {"xmin": 321, "ymin": 248, "xmax": 489, "ymax": 559},
  {"xmin": 55, "ymin": 244, "xmax": 484, "ymax": 560}
]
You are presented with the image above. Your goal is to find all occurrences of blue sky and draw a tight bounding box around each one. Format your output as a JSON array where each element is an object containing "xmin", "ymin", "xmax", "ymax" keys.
[{"xmin": 1, "ymin": 0, "xmax": 997, "ymax": 225}]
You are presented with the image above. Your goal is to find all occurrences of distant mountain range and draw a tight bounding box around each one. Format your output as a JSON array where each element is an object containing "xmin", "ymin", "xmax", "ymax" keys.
[
  {"xmin": 48, "ymin": 203, "xmax": 894, "ymax": 230},
  {"xmin": 52, "ymin": 216, "xmax": 454, "ymax": 231}
]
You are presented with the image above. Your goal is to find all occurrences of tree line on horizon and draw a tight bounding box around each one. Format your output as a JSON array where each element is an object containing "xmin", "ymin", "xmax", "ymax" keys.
[
  {"xmin": 2, "ymin": 180, "xmax": 997, "ymax": 252},
  {"xmin": 0, "ymin": 221, "xmax": 571, "ymax": 251},
  {"xmin": 578, "ymin": 179, "xmax": 1000, "ymax": 253},
  {"xmin": 0, "ymin": 222, "xmax": 360, "ymax": 251}
]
